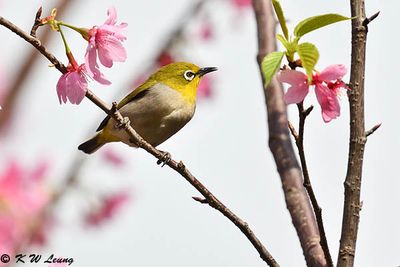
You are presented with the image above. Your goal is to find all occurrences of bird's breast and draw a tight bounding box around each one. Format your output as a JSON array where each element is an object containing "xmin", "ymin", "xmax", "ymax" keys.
[{"xmin": 114, "ymin": 83, "xmax": 195, "ymax": 146}]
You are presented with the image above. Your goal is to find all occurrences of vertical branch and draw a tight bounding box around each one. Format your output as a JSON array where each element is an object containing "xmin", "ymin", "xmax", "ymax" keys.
[
  {"xmin": 337, "ymin": 1, "xmax": 378, "ymax": 266},
  {"xmin": 289, "ymin": 103, "xmax": 333, "ymax": 267},
  {"xmin": 252, "ymin": 1, "xmax": 326, "ymax": 266},
  {"xmin": 0, "ymin": 0, "xmax": 73, "ymax": 131}
]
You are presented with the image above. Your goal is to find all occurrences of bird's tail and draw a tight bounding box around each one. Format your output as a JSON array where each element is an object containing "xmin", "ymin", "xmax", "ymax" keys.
[{"xmin": 78, "ymin": 133, "xmax": 106, "ymax": 154}]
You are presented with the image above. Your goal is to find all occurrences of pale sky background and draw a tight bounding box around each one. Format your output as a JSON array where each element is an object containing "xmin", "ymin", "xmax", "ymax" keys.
[{"xmin": 0, "ymin": 0, "xmax": 398, "ymax": 266}]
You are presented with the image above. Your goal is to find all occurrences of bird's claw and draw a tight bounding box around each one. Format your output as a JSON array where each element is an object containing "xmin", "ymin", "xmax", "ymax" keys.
[
  {"xmin": 157, "ymin": 151, "xmax": 171, "ymax": 167},
  {"xmin": 115, "ymin": 117, "xmax": 130, "ymax": 129}
]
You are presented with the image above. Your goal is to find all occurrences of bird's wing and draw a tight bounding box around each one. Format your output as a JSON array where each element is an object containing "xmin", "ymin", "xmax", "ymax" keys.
[
  {"xmin": 95, "ymin": 79, "xmax": 158, "ymax": 132},
  {"xmin": 117, "ymin": 79, "xmax": 157, "ymax": 109}
]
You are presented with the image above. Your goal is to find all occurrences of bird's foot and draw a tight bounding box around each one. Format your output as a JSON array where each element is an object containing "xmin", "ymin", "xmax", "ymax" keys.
[
  {"xmin": 115, "ymin": 117, "xmax": 130, "ymax": 129},
  {"xmin": 157, "ymin": 151, "xmax": 171, "ymax": 167}
]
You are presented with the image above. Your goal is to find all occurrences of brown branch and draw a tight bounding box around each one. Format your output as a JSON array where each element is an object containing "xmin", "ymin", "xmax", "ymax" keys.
[
  {"xmin": 290, "ymin": 103, "xmax": 333, "ymax": 267},
  {"xmin": 365, "ymin": 123, "xmax": 381, "ymax": 137},
  {"xmin": 192, "ymin": 196, "xmax": 209, "ymax": 204},
  {"xmin": 30, "ymin": 6, "xmax": 43, "ymax": 38},
  {"xmin": 337, "ymin": 1, "xmax": 378, "ymax": 266},
  {"xmin": 0, "ymin": 0, "xmax": 73, "ymax": 132},
  {"xmin": 362, "ymin": 11, "xmax": 380, "ymax": 29},
  {"xmin": 287, "ymin": 121, "xmax": 298, "ymax": 139},
  {"xmin": 252, "ymin": 1, "xmax": 326, "ymax": 266},
  {"xmin": 0, "ymin": 15, "xmax": 279, "ymax": 267}
]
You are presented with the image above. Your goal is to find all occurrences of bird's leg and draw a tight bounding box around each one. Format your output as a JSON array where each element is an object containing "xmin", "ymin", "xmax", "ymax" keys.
[
  {"xmin": 157, "ymin": 151, "xmax": 171, "ymax": 167},
  {"xmin": 115, "ymin": 117, "xmax": 130, "ymax": 129}
]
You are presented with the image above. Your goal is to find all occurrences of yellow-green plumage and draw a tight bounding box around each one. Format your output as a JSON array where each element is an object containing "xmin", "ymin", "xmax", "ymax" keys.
[{"xmin": 78, "ymin": 62, "xmax": 217, "ymax": 154}]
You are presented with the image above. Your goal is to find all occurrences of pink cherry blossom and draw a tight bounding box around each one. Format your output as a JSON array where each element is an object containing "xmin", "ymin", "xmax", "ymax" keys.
[
  {"xmin": 85, "ymin": 192, "xmax": 129, "ymax": 226},
  {"xmin": 57, "ymin": 51, "xmax": 110, "ymax": 105},
  {"xmin": 85, "ymin": 7, "xmax": 127, "ymax": 79},
  {"xmin": 0, "ymin": 161, "xmax": 51, "ymax": 256},
  {"xmin": 56, "ymin": 64, "xmax": 88, "ymax": 105},
  {"xmin": 102, "ymin": 148, "xmax": 125, "ymax": 166},
  {"xmin": 277, "ymin": 64, "xmax": 348, "ymax": 123}
]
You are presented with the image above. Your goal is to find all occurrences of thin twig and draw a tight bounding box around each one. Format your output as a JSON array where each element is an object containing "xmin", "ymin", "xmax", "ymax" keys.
[
  {"xmin": 292, "ymin": 103, "xmax": 333, "ymax": 267},
  {"xmin": 252, "ymin": 0, "xmax": 326, "ymax": 266},
  {"xmin": 287, "ymin": 121, "xmax": 298, "ymax": 139},
  {"xmin": 362, "ymin": 11, "xmax": 380, "ymax": 29},
  {"xmin": 192, "ymin": 196, "xmax": 208, "ymax": 204},
  {"xmin": 365, "ymin": 123, "xmax": 381, "ymax": 137},
  {"xmin": 30, "ymin": 6, "xmax": 43, "ymax": 37},
  {"xmin": 337, "ymin": 1, "xmax": 377, "ymax": 266},
  {"xmin": 0, "ymin": 15, "xmax": 279, "ymax": 267}
]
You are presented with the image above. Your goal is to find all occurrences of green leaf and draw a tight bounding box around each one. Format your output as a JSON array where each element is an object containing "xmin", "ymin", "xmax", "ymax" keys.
[
  {"xmin": 296, "ymin": 43, "xmax": 319, "ymax": 82},
  {"xmin": 261, "ymin": 51, "xmax": 284, "ymax": 87},
  {"xmin": 276, "ymin": 34, "xmax": 289, "ymax": 50},
  {"xmin": 294, "ymin": 13, "xmax": 350, "ymax": 38},
  {"xmin": 272, "ymin": 0, "xmax": 289, "ymax": 39}
]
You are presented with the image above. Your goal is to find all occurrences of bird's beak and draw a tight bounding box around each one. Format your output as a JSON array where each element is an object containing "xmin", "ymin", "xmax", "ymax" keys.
[{"xmin": 197, "ymin": 67, "xmax": 218, "ymax": 77}]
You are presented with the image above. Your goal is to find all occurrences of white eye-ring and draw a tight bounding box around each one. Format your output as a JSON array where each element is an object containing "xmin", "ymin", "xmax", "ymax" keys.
[{"xmin": 183, "ymin": 70, "xmax": 195, "ymax": 81}]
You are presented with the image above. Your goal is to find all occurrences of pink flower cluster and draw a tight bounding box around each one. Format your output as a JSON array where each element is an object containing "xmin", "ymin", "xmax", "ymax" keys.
[
  {"xmin": 56, "ymin": 7, "xmax": 127, "ymax": 105},
  {"xmin": 0, "ymin": 161, "xmax": 51, "ymax": 255},
  {"xmin": 102, "ymin": 148, "xmax": 125, "ymax": 166},
  {"xmin": 278, "ymin": 64, "xmax": 348, "ymax": 122},
  {"xmin": 85, "ymin": 192, "xmax": 129, "ymax": 226},
  {"xmin": 85, "ymin": 7, "xmax": 127, "ymax": 85}
]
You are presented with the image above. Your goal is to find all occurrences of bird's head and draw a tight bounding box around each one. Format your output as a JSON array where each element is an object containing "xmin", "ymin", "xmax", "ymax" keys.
[{"xmin": 151, "ymin": 62, "xmax": 217, "ymax": 104}]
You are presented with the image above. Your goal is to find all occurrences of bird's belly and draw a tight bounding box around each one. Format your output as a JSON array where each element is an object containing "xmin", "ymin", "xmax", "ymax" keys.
[
  {"xmin": 130, "ymin": 111, "xmax": 190, "ymax": 146},
  {"xmin": 107, "ymin": 85, "xmax": 195, "ymax": 147}
]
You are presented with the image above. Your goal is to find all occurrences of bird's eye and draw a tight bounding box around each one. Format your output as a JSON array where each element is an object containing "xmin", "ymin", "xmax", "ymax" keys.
[{"xmin": 183, "ymin": 70, "xmax": 195, "ymax": 81}]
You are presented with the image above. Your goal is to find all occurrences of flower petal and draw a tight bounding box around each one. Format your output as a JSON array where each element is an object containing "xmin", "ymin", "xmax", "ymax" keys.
[
  {"xmin": 284, "ymin": 84, "xmax": 309, "ymax": 104},
  {"xmin": 65, "ymin": 72, "xmax": 79, "ymax": 104},
  {"xmin": 75, "ymin": 71, "xmax": 88, "ymax": 104},
  {"xmin": 318, "ymin": 64, "xmax": 347, "ymax": 81},
  {"xmin": 278, "ymin": 70, "xmax": 309, "ymax": 104},
  {"xmin": 98, "ymin": 45, "xmax": 114, "ymax": 68},
  {"xmin": 100, "ymin": 24, "xmax": 127, "ymax": 41},
  {"xmin": 85, "ymin": 46, "xmax": 111, "ymax": 85},
  {"xmin": 278, "ymin": 69, "xmax": 307, "ymax": 85},
  {"xmin": 103, "ymin": 37, "xmax": 127, "ymax": 62},
  {"xmin": 315, "ymin": 83, "xmax": 340, "ymax": 122},
  {"xmin": 65, "ymin": 71, "xmax": 87, "ymax": 104},
  {"xmin": 97, "ymin": 38, "xmax": 127, "ymax": 68},
  {"xmin": 105, "ymin": 7, "xmax": 117, "ymax": 25},
  {"xmin": 84, "ymin": 42, "xmax": 97, "ymax": 77},
  {"xmin": 56, "ymin": 74, "xmax": 68, "ymax": 104},
  {"xmin": 91, "ymin": 67, "xmax": 112, "ymax": 85}
]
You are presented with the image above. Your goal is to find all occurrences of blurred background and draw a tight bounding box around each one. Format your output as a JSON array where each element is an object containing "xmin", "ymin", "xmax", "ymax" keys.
[{"xmin": 0, "ymin": 0, "xmax": 398, "ymax": 266}]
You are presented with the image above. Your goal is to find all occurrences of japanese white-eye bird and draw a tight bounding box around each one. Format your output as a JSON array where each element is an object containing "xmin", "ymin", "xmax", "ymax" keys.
[{"xmin": 78, "ymin": 62, "xmax": 217, "ymax": 154}]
